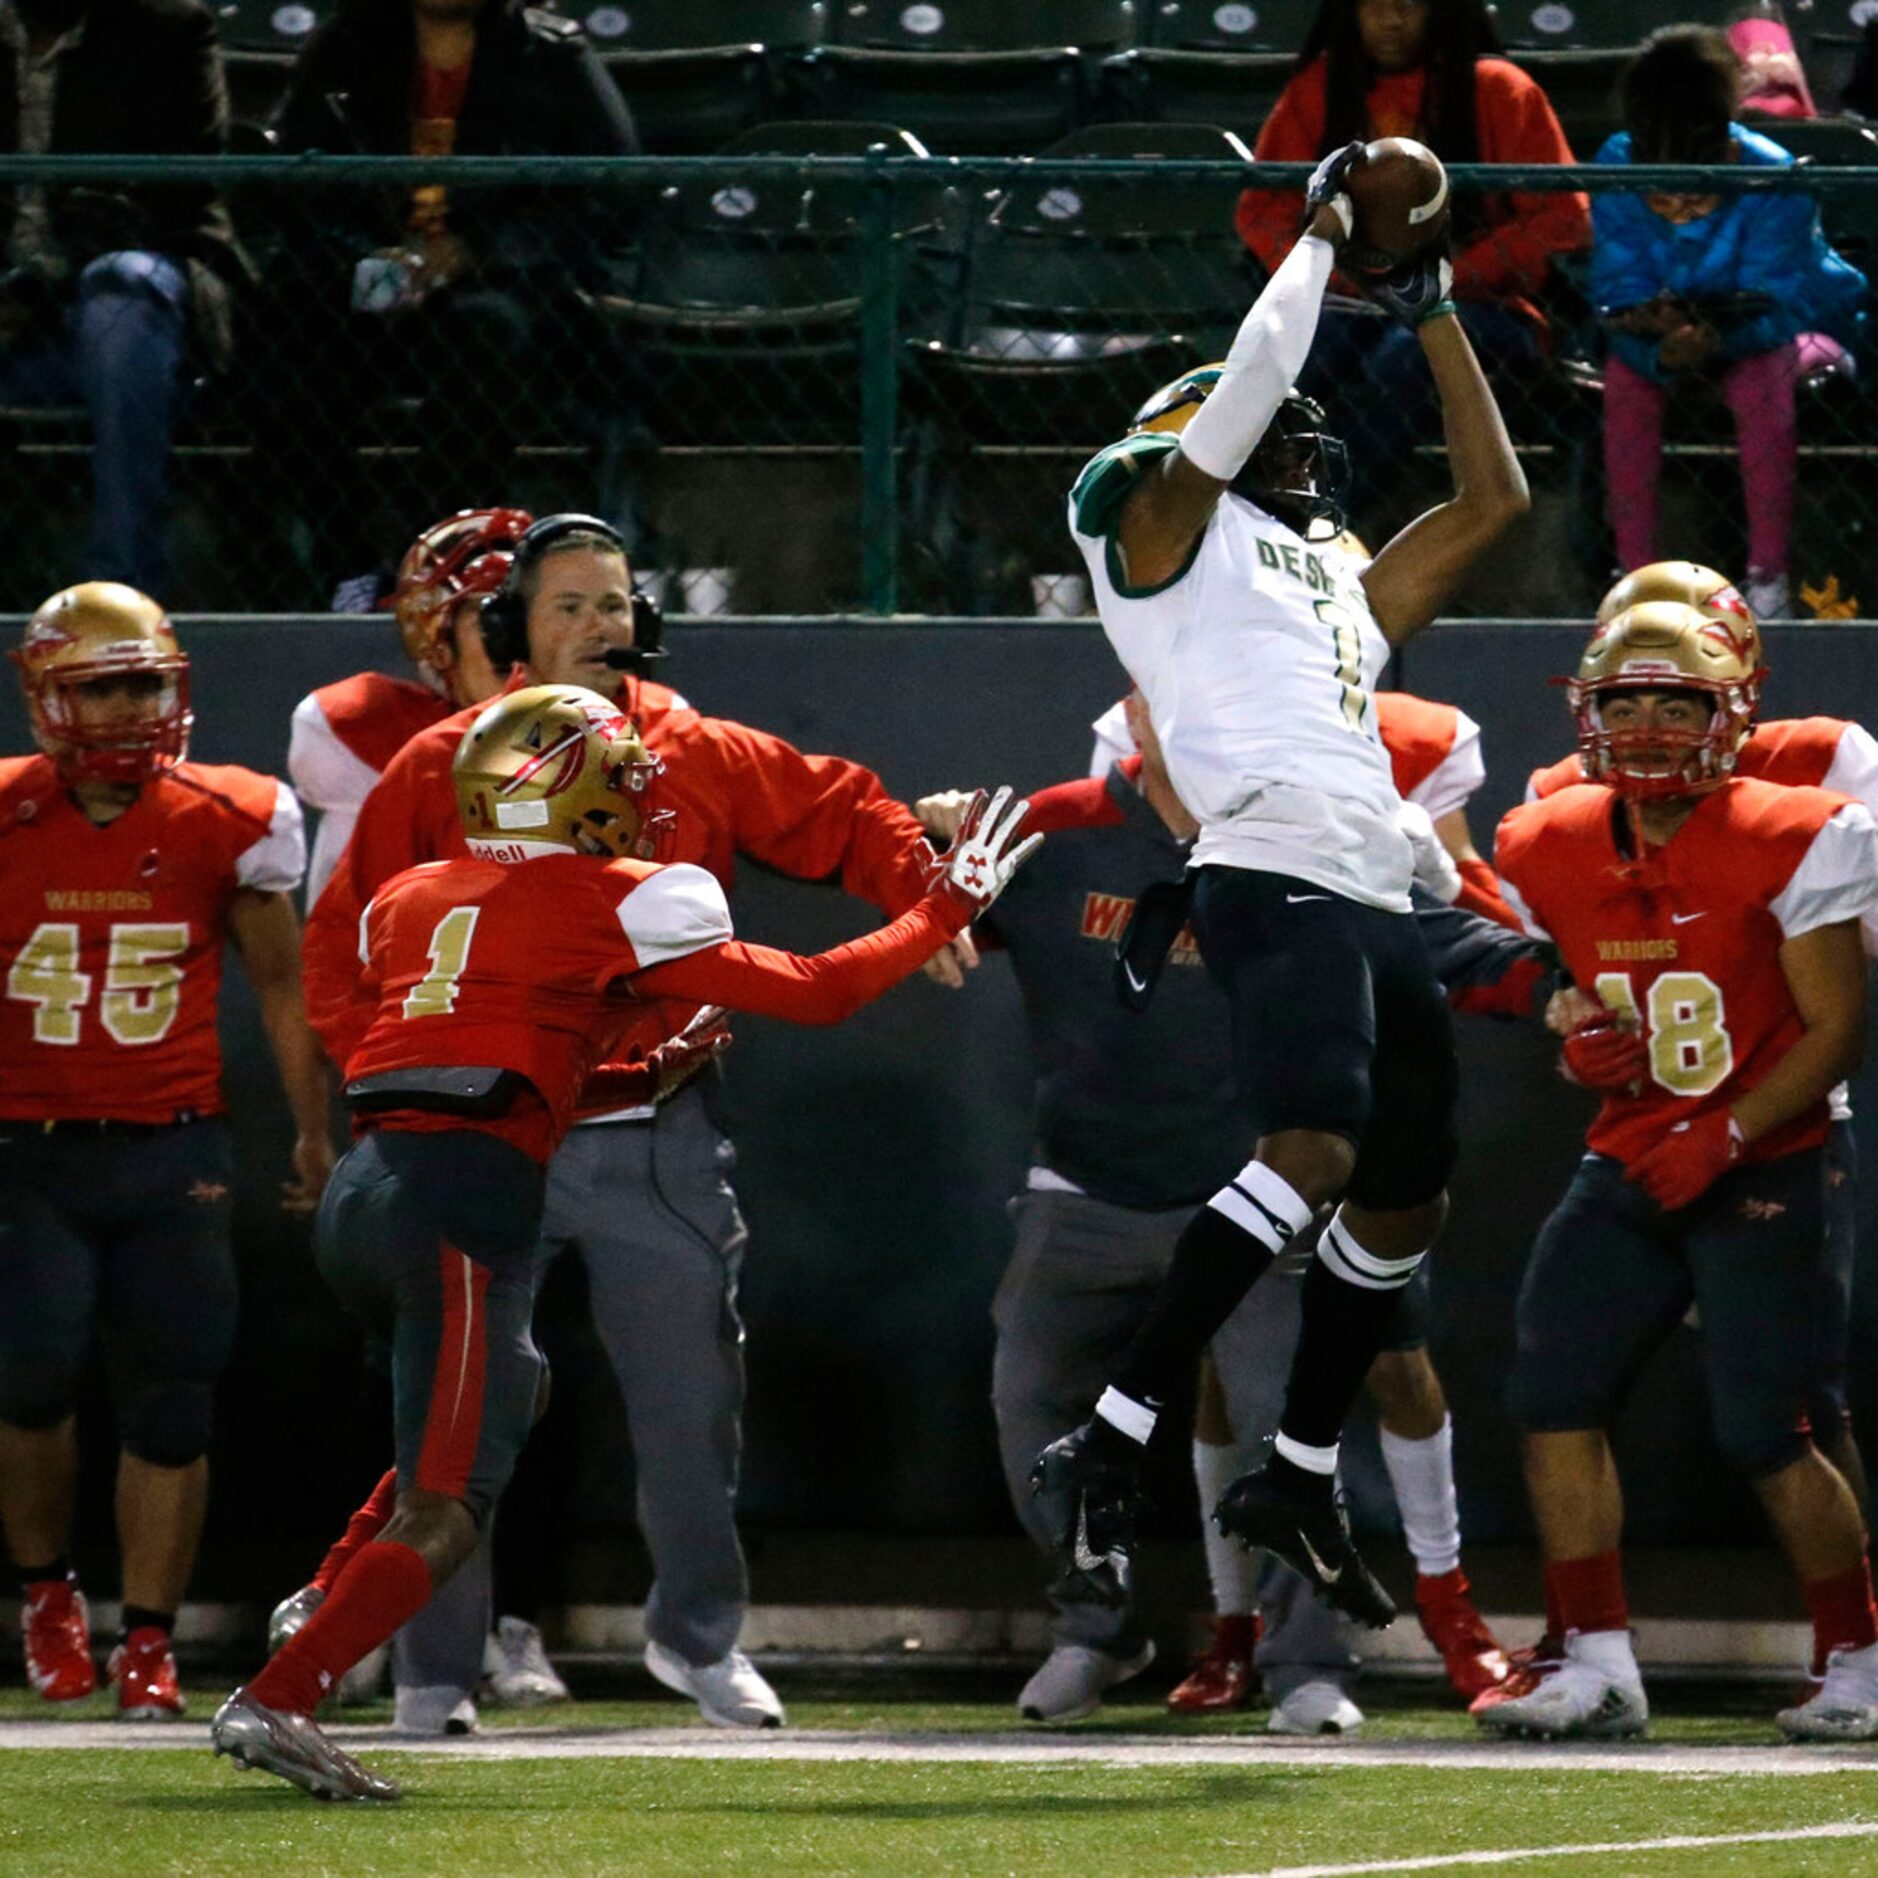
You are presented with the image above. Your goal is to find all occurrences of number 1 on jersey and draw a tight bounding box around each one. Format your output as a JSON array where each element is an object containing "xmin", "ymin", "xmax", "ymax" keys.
[
  {"xmin": 1313, "ymin": 599, "xmax": 1370, "ymax": 732},
  {"xmin": 404, "ymin": 906, "xmax": 481, "ymax": 1019}
]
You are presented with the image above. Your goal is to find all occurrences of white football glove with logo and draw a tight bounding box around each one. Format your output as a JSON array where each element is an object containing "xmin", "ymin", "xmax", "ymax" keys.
[
  {"xmin": 1396, "ymin": 799, "xmax": 1462, "ymax": 903},
  {"xmin": 939, "ymin": 785, "xmax": 1043, "ymax": 913}
]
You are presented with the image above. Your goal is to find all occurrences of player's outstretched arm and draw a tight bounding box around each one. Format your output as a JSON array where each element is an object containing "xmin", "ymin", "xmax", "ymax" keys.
[
  {"xmin": 229, "ymin": 888, "xmax": 339, "ymax": 1214},
  {"xmin": 632, "ymin": 789, "xmax": 1041, "ymax": 1025},
  {"xmin": 1115, "ymin": 160, "xmax": 1355, "ymax": 589},
  {"xmin": 1359, "ymin": 310, "xmax": 1529, "ymax": 643}
]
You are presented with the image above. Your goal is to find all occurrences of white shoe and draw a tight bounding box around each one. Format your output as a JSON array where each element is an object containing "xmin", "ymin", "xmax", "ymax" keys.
[
  {"xmin": 482, "ymin": 1617, "xmax": 570, "ymax": 1708},
  {"xmin": 644, "ymin": 1640, "xmax": 785, "ymax": 1729},
  {"xmin": 1475, "ymin": 1637, "xmax": 1647, "ymax": 1740},
  {"xmin": 1779, "ymin": 1642, "xmax": 1878, "ymax": 1740},
  {"xmin": 1017, "ymin": 1641, "xmax": 1155, "ymax": 1723},
  {"xmin": 1744, "ymin": 571, "xmax": 1791, "ymax": 620},
  {"xmin": 337, "ymin": 1643, "xmax": 389, "ymax": 1708},
  {"xmin": 1267, "ymin": 1679, "xmax": 1365, "ymax": 1736},
  {"xmin": 391, "ymin": 1684, "xmax": 478, "ymax": 1736}
]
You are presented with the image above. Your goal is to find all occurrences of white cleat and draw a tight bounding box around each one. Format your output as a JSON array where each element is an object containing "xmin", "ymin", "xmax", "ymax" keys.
[
  {"xmin": 645, "ymin": 1640, "xmax": 785, "ymax": 1729},
  {"xmin": 1779, "ymin": 1643, "xmax": 1878, "ymax": 1741},
  {"xmin": 1268, "ymin": 1679, "xmax": 1365, "ymax": 1737},
  {"xmin": 1475, "ymin": 1656, "xmax": 1647, "ymax": 1740},
  {"xmin": 1017, "ymin": 1641, "xmax": 1155, "ymax": 1724},
  {"xmin": 483, "ymin": 1616, "xmax": 570, "ymax": 1708},
  {"xmin": 391, "ymin": 1684, "xmax": 479, "ymax": 1736}
]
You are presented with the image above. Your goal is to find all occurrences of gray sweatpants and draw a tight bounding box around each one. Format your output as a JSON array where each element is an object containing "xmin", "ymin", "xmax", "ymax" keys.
[
  {"xmin": 992, "ymin": 1186, "xmax": 1358, "ymax": 1696},
  {"xmin": 395, "ymin": 1083, "xmax": 751, "ymax": 1693}
]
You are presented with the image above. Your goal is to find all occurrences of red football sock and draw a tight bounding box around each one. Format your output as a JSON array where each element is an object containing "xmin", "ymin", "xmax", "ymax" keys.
[
  {"xmin": 1213, "ymin": 1613, "xmax": 1259, "ymax": 1657},
  {"xmin": 1804, "ymin": 1560, "xmax": 1878, "ymax": 1673},
  {"xmin": 1543, "ymin": 1571, "xmax": 1565, "ymax": 1643},
  {"xmin": 1546, "ymin": 1551, "xmax": 1628, "ymax": 1637},
  {"xmin": 309, "ymin": 1469, "xmax": 399, "ymax": 1596},
  {"xmin": 247, "ymin": 1540, "xmax": 433, "ymax": 1716}
]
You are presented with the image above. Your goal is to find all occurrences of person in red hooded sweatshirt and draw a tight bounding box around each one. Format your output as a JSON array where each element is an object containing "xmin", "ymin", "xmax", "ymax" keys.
[{"xmin": 1236, "ymin": 0, "xmax": 1589, "ymax": 534}]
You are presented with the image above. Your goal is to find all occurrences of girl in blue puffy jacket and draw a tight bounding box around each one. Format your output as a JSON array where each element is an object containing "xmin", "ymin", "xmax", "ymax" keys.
[{"xmin": 1593, "ymin": 26, "xmax": 1866, "ymax": 618}]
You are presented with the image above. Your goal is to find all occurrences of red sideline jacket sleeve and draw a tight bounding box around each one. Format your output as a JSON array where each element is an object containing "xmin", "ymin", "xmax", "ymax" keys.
[
  {"xmin": 303, "ymin": 725, "xmax": 464, "ymax": 1069},
  {"xmin": 1017, "ymin": 768, "xmax": 1133, "ymax": 836},
  {"xmin": 1235, "ymin": 67, "xmax": 1325, "ymax": 280},
  {"xmin": 1452, "ymin": 62, "xmax": 1591, "ymax": 302},
  {"xmin": 703, "ymin": 719, "xmax": 936, "ymax": 917},
  {"xmin": 631, "ymin": 892, "xmax": 969, "ymax": 1025}
]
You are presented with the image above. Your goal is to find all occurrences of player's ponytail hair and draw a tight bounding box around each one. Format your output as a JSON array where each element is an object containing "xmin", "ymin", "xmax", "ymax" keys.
[{"xmin": 1299, "ymin": 0, "xmax": 1499, "ymax": 174}]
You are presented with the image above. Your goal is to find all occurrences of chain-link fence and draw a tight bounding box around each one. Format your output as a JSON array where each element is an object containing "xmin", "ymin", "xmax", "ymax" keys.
[{"xmin": 5, "ymin": 150, "xmax": 1877, "ymax": 617}]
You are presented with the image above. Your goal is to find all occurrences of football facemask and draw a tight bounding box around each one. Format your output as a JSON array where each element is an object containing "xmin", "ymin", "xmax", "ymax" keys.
[
  {"xmin": 13, "ymin": 582, "xmax": 191, "ymax": 786},
  {"xmin": 1569, "ymin": 602, "xmax": 1756, "ymax": 801}
]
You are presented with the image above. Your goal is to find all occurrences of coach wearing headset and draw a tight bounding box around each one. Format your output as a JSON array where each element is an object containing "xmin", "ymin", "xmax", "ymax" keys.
[{"xmin": 303, "ymin": 514, "xmax": 960, "ymax": 1728}]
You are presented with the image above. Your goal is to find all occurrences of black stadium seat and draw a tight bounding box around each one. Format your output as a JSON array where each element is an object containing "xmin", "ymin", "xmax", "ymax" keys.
[
  {"xmin": 1491, "ymin": 0, "xmax": 1687, "ymax": 54},
  {"xmin": 1138, "ymin": 0, "xmax": 1318, "ymax": 53},
  {"xmin": 578, "ymin": 1, "xmax": 827, "ymax": 153},
  {"xmin": 795, "ymin": 0, "xmax": 1135, "ymax": 153},
  {"xmin": 212, "ymin": 0, "xmax": 327, "ymax": 53},
  {"xmin": 1099, "ymin": 42, "xmax": 1293, "ymax": 133}
]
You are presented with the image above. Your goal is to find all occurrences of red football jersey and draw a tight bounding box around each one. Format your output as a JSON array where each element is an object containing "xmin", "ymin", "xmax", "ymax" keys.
[
  {"xmin": 1527, "ymin": 716, "xmax": 1878, "ymax": 807},
  {"xmin": 1495, "ymin": 778, "xmax": 1878, "ymax": 1170},
  {"xmin": 350, "ymin": 852, "xmax": 968, "ymax": 1160},
  {"xmin": 0, "ymin": 755, "xmax": 305, "ymax": 1122}
]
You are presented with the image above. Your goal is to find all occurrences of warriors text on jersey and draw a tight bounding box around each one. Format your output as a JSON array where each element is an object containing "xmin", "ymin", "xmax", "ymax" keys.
[
  {"xmin": 1069, "ymin": 430, "xmax": 1412, "ymax": 909},
  {"xmin": 350, "ymin": 853, "xmax": 970, "ymax": 1162},
  {"xmin": 1495, "ymin": 779, "xmax": 1878, "ymax": 1171},
  {"xmin": 0, "ymin": 757, "xmax": 305, "ymax": 1121}
]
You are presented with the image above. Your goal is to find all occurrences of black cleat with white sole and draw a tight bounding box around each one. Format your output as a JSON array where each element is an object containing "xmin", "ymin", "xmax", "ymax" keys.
[
  {"xmin": 1215, "ymin": 1458, "xmax": 1396, "ymax": 1629},
  {"xmin": 1029, "ymin": 1422, "xmax": 1144, "ymax": 1611}
]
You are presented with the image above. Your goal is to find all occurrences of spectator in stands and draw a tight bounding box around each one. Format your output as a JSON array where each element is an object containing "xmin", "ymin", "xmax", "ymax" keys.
[
  {"xmin": 1593, "ymin": 27, "xmax": 1866, "ymax": 620},
  {"xmin": 262, "ymin": 0, "xmax": 637, "ymax": 597},
  {"xmin": 1236, "ymin": 0, "xmax": 1589, "ymax": 532},
  {"xmin": 0, "ymin": 0, "xmax": 242, "ymax": 591}
]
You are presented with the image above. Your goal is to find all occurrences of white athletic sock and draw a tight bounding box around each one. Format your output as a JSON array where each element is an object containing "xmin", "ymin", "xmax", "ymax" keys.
[
  {"xmin": 1378, "ymin": 1414, "xmax": 1462, "ymax": 1578},
  {"xmin": 1567, "ymin": 1626, "xmax": 1641, "ymax": 1685},
  {"xmin": 1193, "ymin": 1439, "xmax": 1260, "ymax": 1617}
]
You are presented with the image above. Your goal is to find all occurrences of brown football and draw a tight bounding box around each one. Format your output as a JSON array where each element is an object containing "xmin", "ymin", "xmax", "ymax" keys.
[{"xmin": 1343, "ymin": 137, "xmax": 1450, "ymax": 276}]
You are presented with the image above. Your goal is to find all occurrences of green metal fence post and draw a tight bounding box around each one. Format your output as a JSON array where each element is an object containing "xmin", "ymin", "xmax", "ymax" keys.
[{"xmin": 859, "ymin": 144, "xmax": 900, "ymax": 617}]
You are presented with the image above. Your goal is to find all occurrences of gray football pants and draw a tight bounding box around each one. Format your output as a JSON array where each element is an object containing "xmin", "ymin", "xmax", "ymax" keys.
[
  {"xmin": 993, "ymin": 1187, "xmax": 1358, "ymax": 1697},
  {"xmin": 394, "ymin": 1084, "xmax": 750, "ymax": 1693}
]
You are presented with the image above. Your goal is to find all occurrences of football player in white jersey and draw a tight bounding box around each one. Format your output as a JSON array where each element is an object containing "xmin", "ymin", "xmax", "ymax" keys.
[{"xmin": 1033, "ymin": 143, "xmax": 1529, "ymax": 1629}]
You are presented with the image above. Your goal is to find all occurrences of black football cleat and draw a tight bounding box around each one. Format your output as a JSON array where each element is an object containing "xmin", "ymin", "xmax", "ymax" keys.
[
  {"xmin": 1029, "ymin": 1424, "xmax": 1143, "ymax": 1611},
  {"xmin": 1214, "ymin": 1462, "xmax": 1396, "ymax": 1630}
]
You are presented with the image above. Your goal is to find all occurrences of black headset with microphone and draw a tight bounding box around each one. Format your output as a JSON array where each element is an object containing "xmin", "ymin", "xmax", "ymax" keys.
[{"xmin": 478, "ymin": 513, "xmax": 666, "ymax": 672}]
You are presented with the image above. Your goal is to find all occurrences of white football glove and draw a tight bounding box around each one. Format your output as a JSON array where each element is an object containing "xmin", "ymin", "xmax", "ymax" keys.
[
  {"xmin": 941, "ymin": 785, "xmax": 1043, "ymax": 912},
  {"xmin": 1396, "ymin": 800, "xmax": 1462, "ymax": 904}
]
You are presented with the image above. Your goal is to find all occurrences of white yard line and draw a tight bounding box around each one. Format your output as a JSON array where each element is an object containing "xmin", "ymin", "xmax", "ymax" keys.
[
  {"xmin": 3, "ymin": 1722, "xmax": 1878, "ymax": 1776},
  {"xmin": 1225, "ymin": 1819, "xmax": 1878, "ymax": 1876}
]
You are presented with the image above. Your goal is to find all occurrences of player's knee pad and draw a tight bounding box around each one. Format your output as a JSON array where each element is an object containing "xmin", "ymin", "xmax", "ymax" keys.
[
  {"xmin": 1712, "ymin": 1395, "xmax": 1812, "ymax": 1482},
  {"xmin": 120, "ymin": 1380, "xmax": 213, "ymax": 1468},
  {"xmin": 0, "ymin": 1361, "xmax": 81, "ymax": 1432},
  {"xmin": 1253, "ymin": 1039, "xmax": 1371, "ymax": 1147}
]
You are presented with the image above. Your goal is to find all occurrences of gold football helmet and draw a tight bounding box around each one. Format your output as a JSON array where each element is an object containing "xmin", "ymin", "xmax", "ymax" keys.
[
  {"xmin": 1596, "ymin": 562, "xmax": 1762, "ymax": 698},
  {"xmin": 393, "ymin": 507, "xmax": 534, "ymax": 675},
  {"xmin": 12, "ymin": 582, "xmax": 191, "ymax": 784},
  {"xmin": 453, "ymin": 685, "xmax": 666, "ymax": 861},
  {"xmin": 1569, "ymin": 601, "xmax": 1757, "ymax": 799}
]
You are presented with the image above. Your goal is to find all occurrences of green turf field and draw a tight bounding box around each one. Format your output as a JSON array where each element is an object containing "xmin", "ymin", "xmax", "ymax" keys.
[{"xmin": 5, "ymin": 1682, "xmax": 1878, "ymax": 1876}]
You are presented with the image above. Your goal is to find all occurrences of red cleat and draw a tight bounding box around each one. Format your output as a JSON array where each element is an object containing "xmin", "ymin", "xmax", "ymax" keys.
[
  {"xmin": 1167, "ymin": 1614, "xmax": 1260, "ymax": 1714},
  {"xmin": 1416, "ymin": 1569, "xmax": 1510, "ymax": 1702},
  {"xmin": 1468, "ymin": 1632, "xmax": 1563, "ymax": 1718},
  {"xmin": 22, "ymin": 1580, "xmax": 96, "ymax": 1702},
  {"xmin": 109, "ymin": 1627, "xmax": 186, "ymax": 1720}
]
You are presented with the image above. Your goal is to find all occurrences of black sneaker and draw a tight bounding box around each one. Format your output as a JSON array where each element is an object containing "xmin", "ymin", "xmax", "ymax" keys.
[
  {"xmin": 1029, "ymin": 1423, "xmax": 1142, "ymax": 1611},
  {"xmin": 1214, "ymin": 1461, "xmax": 1396, "ymax": 1629}
]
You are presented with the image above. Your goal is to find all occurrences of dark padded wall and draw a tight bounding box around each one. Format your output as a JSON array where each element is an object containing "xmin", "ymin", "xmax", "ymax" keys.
[{"xmin": 5, "ymin": 619, "xmax": 1875, "ymax": 1586}]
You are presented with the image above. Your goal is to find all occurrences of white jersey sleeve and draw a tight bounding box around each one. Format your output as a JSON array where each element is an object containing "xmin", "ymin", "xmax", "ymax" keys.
[
  {"xmin": 616, "ymin": 863, "xmax": 734, "ymax": 969},
  {"xmin": 1408, "ymin": 709, "xmax": 1487, "ymax": 821},
  {"xmin": 288, "ymin": 691, "xmax": 382, "ymax": 813},
  {"xmin": 1769, "ymin": 803, "xmax": 1878, "ymax": 942},
  {"xmin": 1822, "ymin": 722, "xmax": 1878, "ymax": 815},
  {"xmin": 1494, "ymin": 872, "xmax": 1554, "ymax": 945},
  {"xmin": 1088, "ymin": 699, "xmax": 1135, "ymax": 778},
  {"xmin": 235, "ymin": 780, "xmax": 308, "ymax": 894}
]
